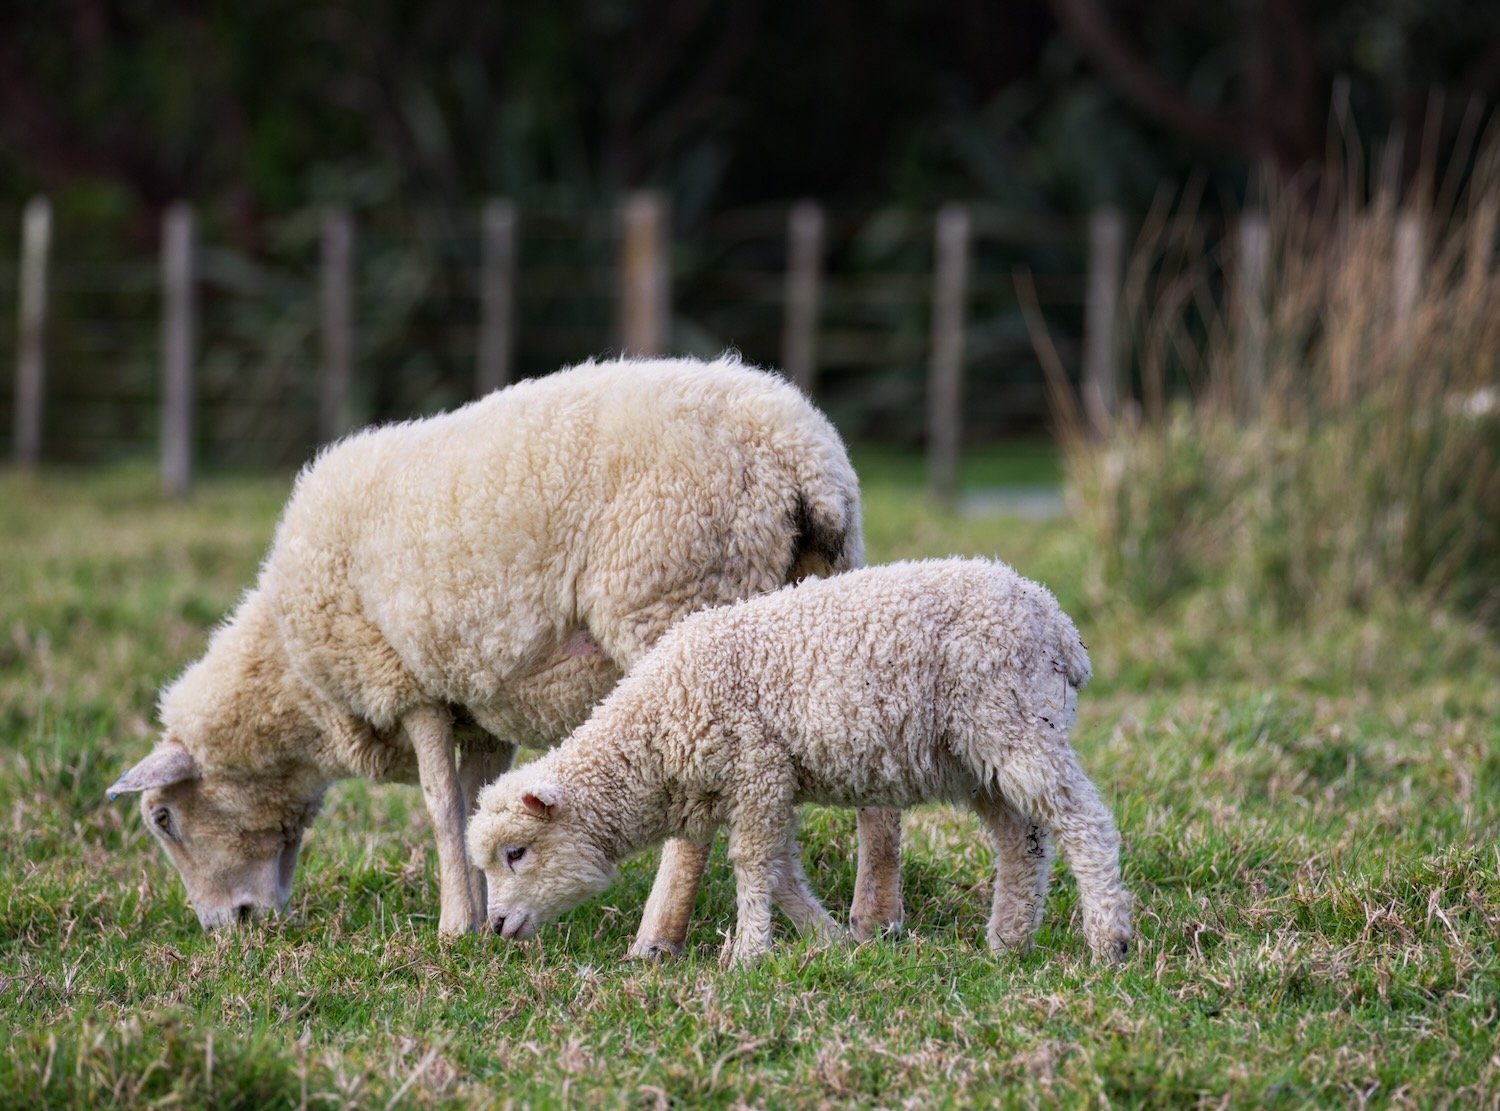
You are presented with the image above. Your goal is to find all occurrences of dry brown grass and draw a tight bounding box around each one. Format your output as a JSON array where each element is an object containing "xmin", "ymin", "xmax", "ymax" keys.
[{"xmin": 1035, "ymin": 125, "xmax": 1500, "ymax": 626}]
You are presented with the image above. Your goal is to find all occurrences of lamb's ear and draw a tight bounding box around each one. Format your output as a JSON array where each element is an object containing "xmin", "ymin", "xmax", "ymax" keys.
[
  {"xmin": 107, "ymin": 741, "xmax": 199, "ymax": 800},
  {"xmin": 519, "ymin": 784, "xmax": 562, "ymax": 819}
]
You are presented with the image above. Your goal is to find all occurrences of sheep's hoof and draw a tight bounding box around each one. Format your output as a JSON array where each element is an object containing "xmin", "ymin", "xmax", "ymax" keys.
[{"xmin": 625, "ymin": 937, "xmax": 684, "ymax": 961}]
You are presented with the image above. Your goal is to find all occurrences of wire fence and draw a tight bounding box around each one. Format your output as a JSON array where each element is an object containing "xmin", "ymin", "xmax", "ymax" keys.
[{"xmin": 2, "ymin": 195, "xmax": 1116, "ymax": 490}]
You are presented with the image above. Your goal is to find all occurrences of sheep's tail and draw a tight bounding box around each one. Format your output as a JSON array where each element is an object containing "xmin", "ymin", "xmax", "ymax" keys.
[
  {"xmin": 784, "ymin": 444, "xmax": 865, "ymax": 581},
  {"xmin": 787, "ymin": 487, "xmax": 863, "ymax": 581}
]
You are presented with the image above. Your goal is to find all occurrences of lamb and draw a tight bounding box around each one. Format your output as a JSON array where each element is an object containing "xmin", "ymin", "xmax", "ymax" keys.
[
  {"xmin": 107, "ymin": 354, "xmax": 904, "ymax": 946},
  {"xmin": 468, "ymin": 557, "xmax": 1133, "ymax": 966}
]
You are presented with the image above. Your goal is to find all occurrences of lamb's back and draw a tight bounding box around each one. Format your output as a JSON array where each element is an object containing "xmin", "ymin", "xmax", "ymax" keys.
[{"xmin": 644, "ymin": 559, "xmax": 1085, "ymax": 802}]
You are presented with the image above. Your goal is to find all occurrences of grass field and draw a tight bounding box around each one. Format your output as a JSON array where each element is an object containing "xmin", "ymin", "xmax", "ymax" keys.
[{"xmin": 2, "ymin": 459, "xmax": 1497, "ymax": 1108}]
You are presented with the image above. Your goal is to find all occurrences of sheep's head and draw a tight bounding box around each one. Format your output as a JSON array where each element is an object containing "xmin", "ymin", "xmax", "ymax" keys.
[
  {"xmin": 467, "ymin": 774, "xmax": 618, "ymax": 941},
  {"xmin": 109, "ymin": 739, "xmax": 325, "ymax": 929}
]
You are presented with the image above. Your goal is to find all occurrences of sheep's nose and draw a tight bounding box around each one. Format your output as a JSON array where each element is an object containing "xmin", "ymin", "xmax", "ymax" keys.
[
  {"xmin": 491, "ymin": 915, "xmax": 506, "ymax": 936},
  {"xmin": 235, "ymin": 903, "xmax": 255, "ymax": 923}
]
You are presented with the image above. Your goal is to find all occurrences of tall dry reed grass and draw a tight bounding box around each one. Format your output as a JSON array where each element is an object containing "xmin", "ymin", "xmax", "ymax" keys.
[{"xmin": 1030, "ymin": 122, "xmax": 1500, "ymax": 625}]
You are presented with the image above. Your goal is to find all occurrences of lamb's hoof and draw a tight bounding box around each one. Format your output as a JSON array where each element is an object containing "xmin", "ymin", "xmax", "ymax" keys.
[
  {"xmin": 1098, "ymin": 937, "xmax": 1131, "ymax": 964},
  {"xmin": 987, "ymin": 931, "xmax": 1036, "ymax": 957},
  {"xmin": 720, "ymin": 946, "xmax": 765, "ymax": 970},
  {"xmin": 814, "ymin": 924, "xmax": 854, "ymax": 948},
  {"xmin": 1086, "ymin": 931, "xmax": 1131, "ymax": 965},
  {"xmin": 626, "ymin": 937, "xmax": 685, "ymax": 961}
]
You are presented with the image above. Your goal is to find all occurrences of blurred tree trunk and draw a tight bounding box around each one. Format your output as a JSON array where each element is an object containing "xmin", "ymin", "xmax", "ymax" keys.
[{"xmin": 1049, "ymin": 0, "xmax": 1324, "ymax": 176}]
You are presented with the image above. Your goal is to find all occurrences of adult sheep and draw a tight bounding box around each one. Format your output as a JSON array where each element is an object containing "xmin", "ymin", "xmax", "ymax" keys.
[{"xmin": 108, "ymin": 355, "xmax": 904, "ymax": 945}]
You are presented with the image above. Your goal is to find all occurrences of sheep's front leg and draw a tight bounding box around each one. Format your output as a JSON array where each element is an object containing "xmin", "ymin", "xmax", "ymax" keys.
[
  {"xmin": 627, "ymin": 839, "xmax": 711, "ymax": 960},
  {"xmin": 458, "ymin": 739, "xmax": 516, "ymax": 931},
  {"xmin": 406, "ymin": 704, "xmax": 477, "ymax": 935},
  {"xmin": 850, "ymin": 807, "xmax": 904, "ymax": 940}
]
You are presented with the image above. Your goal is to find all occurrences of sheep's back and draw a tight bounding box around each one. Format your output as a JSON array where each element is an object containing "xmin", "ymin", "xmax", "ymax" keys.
[{"xmin": 263, "ymin": 356, "xmax": 858, "ymax": 731}]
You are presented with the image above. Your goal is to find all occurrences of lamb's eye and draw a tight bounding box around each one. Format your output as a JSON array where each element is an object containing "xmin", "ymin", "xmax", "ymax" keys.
[
  {"xmin": 152, "ymin": 807, "xmax": 173, "ymax": 834},
  {"xmin": 504, "ymin": 846, "xmax": 527, "ymax": 866}
]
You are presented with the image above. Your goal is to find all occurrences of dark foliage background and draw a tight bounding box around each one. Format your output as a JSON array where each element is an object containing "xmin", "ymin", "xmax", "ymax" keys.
[{"xmin": 0, "ymin": 1, "xmax": 1495, "ymax": 461}]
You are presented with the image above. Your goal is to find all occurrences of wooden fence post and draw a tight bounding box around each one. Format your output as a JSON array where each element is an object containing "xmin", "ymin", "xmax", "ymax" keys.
[
  {"xmin": 928, "ymin": 204, "xmax": 971, "ymax": 508},
  {"xmin": 13, "ymin": 197, "xmax": 50, "ymax": 468},
  {"xmin": 781, "ymin": 201, "xmax": 824, "ymax": 394},
  {"xmin": 1082, "ymin": 207, "xmax": 1123, "ymax": 435},
  {"xmin": 477, "ymin": 199, "xmax": 516, "ymax": 396},
  {"xmin": 319, "ymin": 208, "xmax": 354, "ymax": 442},
  {"xmin": 1392, "ymin": 210, "xmax": 1424, "ymax": 356},
  {"xmin": 161, "ymin": 202, "xmax": 196, "ymax": 498},
  {"xmin": 619, "ymin": 192, "xmax": 669, "ymax": 357},
  {"xmin": 1235, "ymin": 213, "xmax": 1270, "ymax": 417}
]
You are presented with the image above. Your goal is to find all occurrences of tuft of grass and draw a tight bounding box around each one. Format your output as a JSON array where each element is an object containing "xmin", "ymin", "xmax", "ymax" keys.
[{"xmin": 1, "ymin": 464, "xmax": 1497, "ymax": 1106}]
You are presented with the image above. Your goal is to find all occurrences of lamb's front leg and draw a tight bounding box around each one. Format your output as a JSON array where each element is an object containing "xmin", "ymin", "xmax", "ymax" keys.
[
  {"xmin": 772, "ymin": 838, "xmax": 847, "ymax": 946},
  {"xmin": 724, "ymin": 853, "xmax": 777, "ymax": 968},
  {"xmin": 723, "ymin": 804, "xmax": 794, "ymax": 967},
  {"xmin": 627, "ymin": 839, "xmax": 711, "ymax": 960},
  {"xmin": 405, "ymin": 704, "xmax": 478, "ymax": 935}
]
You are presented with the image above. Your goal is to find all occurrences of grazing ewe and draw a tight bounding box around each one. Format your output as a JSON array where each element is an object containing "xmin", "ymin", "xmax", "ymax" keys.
[
  {"xmin": 469, "ymin": 558, "xmax": 1132, "ymax": 966},
  {"xmin": 109, "ymin": 355, "xmax": 904, "ymax": 944}
]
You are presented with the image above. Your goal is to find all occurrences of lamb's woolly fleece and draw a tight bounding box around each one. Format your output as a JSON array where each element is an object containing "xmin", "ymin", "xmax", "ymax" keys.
[
  {"xmin": 470, "ymin": 557, "xmax": 1133, "ymax": 965},
  {"xmin": 119, "ymin": 354, "xmax": 865, "ymax": 927}
]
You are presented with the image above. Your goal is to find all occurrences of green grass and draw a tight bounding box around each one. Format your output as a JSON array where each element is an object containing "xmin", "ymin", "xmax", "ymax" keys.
[
  {"xmin": 2, "ymin": 462, "xmax": 1497, "ymax": 1108},
  {"xmin": 848, "ymin": 439, "xmax": 1063, "ymax": 490}
]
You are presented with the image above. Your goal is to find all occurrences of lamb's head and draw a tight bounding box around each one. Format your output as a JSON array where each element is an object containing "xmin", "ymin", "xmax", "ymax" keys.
[
  {"xmin": 467, "ymin": 773, "xmax": 618, "ymax": 941},
  {"xmin": 109, "ymin": 739, "xmax": 326, "ymax": 928}
]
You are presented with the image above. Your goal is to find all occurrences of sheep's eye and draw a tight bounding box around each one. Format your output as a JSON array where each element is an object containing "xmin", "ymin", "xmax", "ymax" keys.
[
  {"xmin": 152, "ymin": 807, "xmax": 173, "ymax": 834},
  {"xmin": 504, "ymin": 846, "xmax": 527, "ymax": 866}
]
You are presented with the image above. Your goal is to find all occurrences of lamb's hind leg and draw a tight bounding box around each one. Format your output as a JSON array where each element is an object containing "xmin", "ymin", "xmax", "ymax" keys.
[
  {"xmin": 993, "ymin": 741, "xmax": 1132, "ymax": 964},
  {"xmin": 850, "ymin": 807, "xmax": 904, "ymax": 940},
  {"xmin": 626, "ymin": 840, "xmax": 711, "ymax": 960},
  {"xmin": 972, "ymin": 793, "xmax": 1054, "ymax": 955}
]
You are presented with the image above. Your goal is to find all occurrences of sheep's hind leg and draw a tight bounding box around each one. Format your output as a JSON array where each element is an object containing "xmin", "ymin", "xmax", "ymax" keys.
[
  {"xmin": 994, "ymin": 742, "xmax": 1132, "ymax": 964},
  {"xmin": 850, "ymin": 807, "xmax": 904, "ymax": 940},
  {"xmin": 457, "ymin": 733, "xmax": 516, "ymax": 932},
  {"xmin": 973, "ymin": 792, "xmax": 1054, "ymax": 955},
  {"xmin": 772, "ymin": 838, "xmax": 847, "ymax": 946},
  {"xmin": 405, "ymin": 704, "xmax": 478, "ymax": 936},
  {"xmin": 626, "ymin": 839, "xmax": 711, "ymax": 960}
]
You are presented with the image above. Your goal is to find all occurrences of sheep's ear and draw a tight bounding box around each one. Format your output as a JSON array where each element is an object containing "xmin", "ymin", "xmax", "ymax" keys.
[
  {"xmin": 108, "ymin": 741, "xmax": 199, "ymax": 800},
  {"xmin": 519, "ymin": 784, "xmax": 561, "ymax": 819}
]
